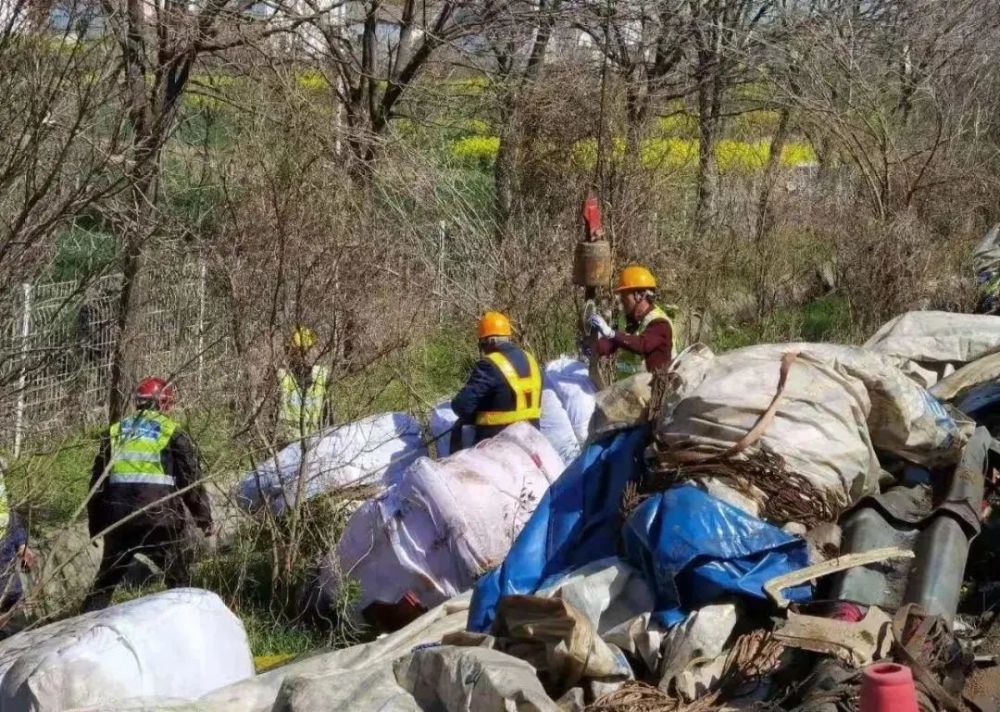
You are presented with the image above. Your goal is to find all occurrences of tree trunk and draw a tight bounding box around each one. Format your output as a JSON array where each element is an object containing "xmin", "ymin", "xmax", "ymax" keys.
[
  {"xmin": 108, "ymin": 169, "xmax": 156, "ymax": 421},
  {"xmin": 493, "ymin": 92, "xmax": 517, "ymax": 247},
  {"xmin": 694, "ymin": 76, "xmax": 719, "ymax": 240},
  {"xmin": 752, "ymin": 107, "xmax": 791, "ymax": 317}
]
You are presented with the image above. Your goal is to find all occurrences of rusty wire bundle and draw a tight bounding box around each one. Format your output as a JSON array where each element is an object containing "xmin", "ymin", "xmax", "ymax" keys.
[
  {"xmin": 636, "ymin": 448, "xmax": 838, "ymax": 529},
  {"xmin": 587, "ymin": 631, "xmax": 785, "ymax": 712},
  {"xmin": 586, "ymin": 681, "xmax": 718, "ymax": 712},
  {"xmin": 722, "ymin": 629, "xmax": 785, "ymax": 685}
]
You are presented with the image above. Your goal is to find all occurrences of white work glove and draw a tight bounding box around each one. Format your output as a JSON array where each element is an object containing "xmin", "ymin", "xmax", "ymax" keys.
[{"xmin": 588, "ymin": 313, "xmax": 615, "ymax": 339}]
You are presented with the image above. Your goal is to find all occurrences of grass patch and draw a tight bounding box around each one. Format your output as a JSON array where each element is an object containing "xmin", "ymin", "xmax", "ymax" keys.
[
  {"xmin": 332, "ymin": 329, "xmax": 475, "ymax": 420},
  {"xmin": 240, "ymin": 607, "xmax": 332, "ymax": 658},
  {"xmin": 7, "ymin": 431, "xmax": 99, "ymax": 531},
  {"xmin": 710, "ymin": 294, "xmax": 853, "ymax": 352}
]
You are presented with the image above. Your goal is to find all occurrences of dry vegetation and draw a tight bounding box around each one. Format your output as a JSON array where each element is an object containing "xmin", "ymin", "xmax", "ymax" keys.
[{"xmin": 1, "ymin": 0, "xmax": 999, "ymax": 652}]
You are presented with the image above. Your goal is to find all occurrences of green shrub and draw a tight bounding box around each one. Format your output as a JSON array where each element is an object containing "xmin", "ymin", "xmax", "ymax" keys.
[
  {"xmin": 450, "ymin": 135, "xmax": 500, "ymax": 166},
  {"xmin": 50, "ymin": 227, "xmax": 116, "ymax": 282}
]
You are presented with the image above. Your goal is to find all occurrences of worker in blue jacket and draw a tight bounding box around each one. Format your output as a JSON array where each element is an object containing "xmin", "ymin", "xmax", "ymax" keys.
[{"xmin": 450, "ymin": 312, "xmax": 542, "ymax": 452}]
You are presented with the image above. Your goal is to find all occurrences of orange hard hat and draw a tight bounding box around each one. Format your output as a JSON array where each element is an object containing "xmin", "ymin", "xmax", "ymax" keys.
[
  {"xmin": 478, "ymin": 311, "xmax": 512, "ymax": 339},
  {"xmin": 614, "ymin": 265, "xmax": 657, "ymax": 293}
]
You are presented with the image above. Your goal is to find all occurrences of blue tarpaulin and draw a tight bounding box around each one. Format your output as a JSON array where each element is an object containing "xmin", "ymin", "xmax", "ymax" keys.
[
  {"xmin": 957, "ymin": 381, "xmax": 1000, "ymax": 419},
  {"xmin": 623, "ymin": 485, "xmax": 812, "ymax": 626},
  {"xmin": 467, "ymin": 426, "xmax": 812, "ymax": 632},
  {"xmin": 468, "ymin": 427, "xmax": 650, "ymax": 632}
]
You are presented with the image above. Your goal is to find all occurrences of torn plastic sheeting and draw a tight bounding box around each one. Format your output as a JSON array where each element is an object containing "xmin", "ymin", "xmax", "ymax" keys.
[
  {"xmin": 468, "ymin": 427, "xmax": 650, "ymax": 633},
  {"xmin": 535, "ymin": 558, "xmax": 656, "ymax": 636},
  {"xmin": 492, "ymin": 596, "xmax": 633, "ymax": 691},
  {"xmin": 622, "ymin": 485, "xmax": 812, "ymax": 627},
  {"xmin": 395, "ymin": 645, "xmax": 560, "ymax": 712},
  {"xmin": 954, "ymin": 381, "xmax": 1000, "ymax": 419},
  {"xmin": 587, "ymin": 373, "xmax": 653, "ymax": 443},
  {"xmin": 930, "ymin": 351, "xmax": 1000, "ymax": 404}
]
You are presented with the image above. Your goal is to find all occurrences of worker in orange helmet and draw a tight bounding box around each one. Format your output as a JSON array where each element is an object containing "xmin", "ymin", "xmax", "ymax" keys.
[
  {"xmin": 450, "ymin": 312, "xmax": 542, "ymax": 451},
  {"xmin": 589, "ymin": 265, "xmax": 675, "ymax": 378}
]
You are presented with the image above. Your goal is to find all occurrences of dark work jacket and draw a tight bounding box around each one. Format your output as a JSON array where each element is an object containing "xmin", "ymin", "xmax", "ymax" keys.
[
  {"xmin": 89, "ymin": 422, "xmax": 212, "ymax": 538},
  {"xmin": 451, "ymin": 342, "xmax": 540, "ymax": 446},
  {"xmin": 596, "ymin": 317, "xmax": 673, "ymax": 372}
]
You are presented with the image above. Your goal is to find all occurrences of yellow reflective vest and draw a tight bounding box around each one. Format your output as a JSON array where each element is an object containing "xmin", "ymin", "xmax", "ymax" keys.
[
  {"xmin": 475, "ymin": 351, "xmax": 542, "ymax": 426},
  {"xmin": 616, "ymin": 305, "xmax": 675, "ymax": 379},
  {"xmin": 278, "ymin": 365, "xmax": 330, "ymax": 441},
  {"xmin": 109, "ymin": 411, "xmax": 178, "ymax": 487},
  {"xmin": 0, "ymin": 475, "xmax": 10, "ymax": 539}
]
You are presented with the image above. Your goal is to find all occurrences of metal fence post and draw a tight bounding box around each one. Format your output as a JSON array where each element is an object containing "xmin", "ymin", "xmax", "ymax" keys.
[
  {"xmin": 197, "ymin": 259, "xmax": 207, "ymax": 391},
  {"xmin": 437, "ymin": 221, "xmax": 444, "ymax": 325},
  {"xmin": 13, "ymin": 282, "xmax": 32, "ymax": 459}
]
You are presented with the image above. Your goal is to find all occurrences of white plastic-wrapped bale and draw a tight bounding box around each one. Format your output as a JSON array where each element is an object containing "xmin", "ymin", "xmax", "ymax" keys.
[
  {"xmin": 864, "ymin": 311, "xmax": 1000, "ymax": 379},
  {"xmin": 0, "ymin": 589, "xmax": 253, "ymax": 712},
  {"xmin": 324, "ymin": 422, "xmax": 563, "ymax": 616},
  {"xmin": 539, "ymin": 388, "xmax": 580, "ymax": 463},
  {"xmin": 656, "ymin": 343, "xmax": 964, "ymax": 514},
  {"xmin": 236, "ymin": 412, "xmax": 426, "ymax": 515},
  {"xmin": 545, "ymin": 357, "xmax": 597, "ymax": 444},
  {"xmin": 790, "ymin": 343, "xmax": 966, "ymax": 465}
]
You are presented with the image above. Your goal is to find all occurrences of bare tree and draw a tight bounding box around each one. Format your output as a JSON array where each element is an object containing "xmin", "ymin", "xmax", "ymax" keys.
[
  {"xmin": 687, "ymin": 0, "xmax": 773, "ymax": 238},
  {"xmin": 0, "ymin": 4, "xmax": 135, "ymax": 427},
  {"xmin": 483, "ymin": 0, "xmax": 563, "ymax": 246},
  {"xmin": 299, "ymin": 0, "xmax": 500, "ymax": 179},
  {"xmin": 95, "ymin": 0, "xmax": 315, "ymax": 419}
]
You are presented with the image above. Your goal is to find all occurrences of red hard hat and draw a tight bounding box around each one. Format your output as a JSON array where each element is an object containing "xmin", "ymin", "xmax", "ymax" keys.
[{"xmin": 135, "ymin": 377, "xmax": 176, "ymax": 412}]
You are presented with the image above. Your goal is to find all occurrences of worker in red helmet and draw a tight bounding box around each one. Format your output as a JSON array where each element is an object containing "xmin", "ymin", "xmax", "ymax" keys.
[{"xmin": 82, "ymin": 377, "xmax": 212, "ymax": 611}]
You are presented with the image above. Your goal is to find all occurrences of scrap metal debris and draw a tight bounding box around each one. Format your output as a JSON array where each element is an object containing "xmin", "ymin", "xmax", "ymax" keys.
[
  {"xmin": 764, "ymin": 547, "xmax": 915, "ymax": 608},
  {"xmin": 773, "ymin": 607, "xmax": 894, "ymax": 667},
  {"xmin": 642, "ymin": 449, "xmax": 838, "ymax": 529}
]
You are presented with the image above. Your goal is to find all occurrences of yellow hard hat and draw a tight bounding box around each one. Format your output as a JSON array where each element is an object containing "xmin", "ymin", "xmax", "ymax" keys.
[
  {"xmin": 478, "ymin": 311, "xmax": 512, "ymax": 339},
  {"xmin": 290, "ymin": 326, "xmax": 317, "ymax": 350},
  {"xmin": 614, "ymin": 265, "xmax": 657, "ymax": 293}
]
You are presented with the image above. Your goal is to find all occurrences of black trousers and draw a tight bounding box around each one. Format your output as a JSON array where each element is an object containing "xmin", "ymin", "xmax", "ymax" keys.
[{"xmin": 81, "ymin": 524, "xmax": 192, "ymax": 612}]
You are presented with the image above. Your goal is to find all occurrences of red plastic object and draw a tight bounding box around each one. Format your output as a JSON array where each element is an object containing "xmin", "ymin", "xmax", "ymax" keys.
[
  {"xmin": 830, "ymin": 601, "xmax": 867, "ymax": 622},
  {"xmin": 582, "ymin": 192, "xmax": 602, "ymax": 238},
  {"xmin": 362, "ymin": 591, "xmax": 426, "ymax": 632},
  {"xmin": 859, "ymin": 663, "xmax": 919, "ymax": 712}
]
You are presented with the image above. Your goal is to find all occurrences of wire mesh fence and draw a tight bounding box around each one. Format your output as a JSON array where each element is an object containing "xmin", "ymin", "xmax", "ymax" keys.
[{"xmin": 0, "ymin": 262, "xmax": 230, "ymax": 454}]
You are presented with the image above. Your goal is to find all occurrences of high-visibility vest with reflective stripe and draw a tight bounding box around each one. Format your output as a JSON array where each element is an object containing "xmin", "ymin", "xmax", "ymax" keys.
[
  {"xmin": 0, "ymin": 476, "xmax": 10, "ymax": 539},
  {"xmin": 617, "ymin": 305, "xmax": 675, "ymax": 378},
  {"xmin": 278, "ymin": 365, "xmax": 329, "ymax": 441},
  {"xmin": 476, "ymin": 350, "xmax": 542, "ymax": 426},
  {"xmin": 109, "ymin": 411, "xmax": 178, "ymax": 487}
]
